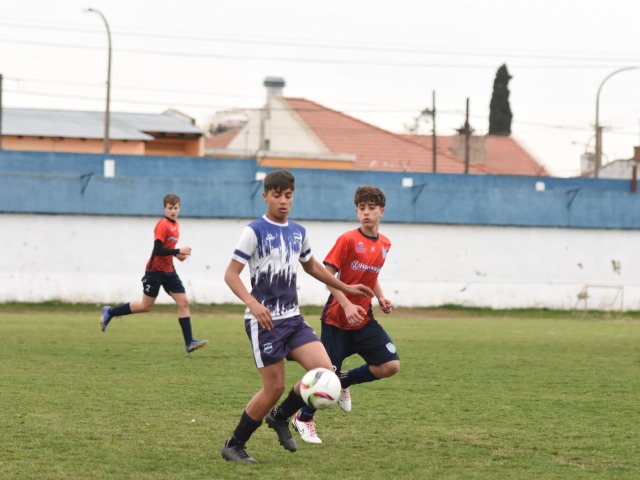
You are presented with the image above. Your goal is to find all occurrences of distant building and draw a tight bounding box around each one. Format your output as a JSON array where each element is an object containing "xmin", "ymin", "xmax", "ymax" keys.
[
  {"xmin": 581, "ymin": 146, "xmax": 640, "ymax": 179},
  {"xmin": 211, "ymin": 110, "xmax": 251, "ymax": 131},
  {"xmin": 205, "ymin": 77, "xmax": 547, "ymax": 176},
  {"xmin": 1, "ymin": 108, "xmax": 205, "ymax": 156}
]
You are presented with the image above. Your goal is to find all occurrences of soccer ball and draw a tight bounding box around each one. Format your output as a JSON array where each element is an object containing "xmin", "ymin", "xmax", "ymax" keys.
[{"xmin": 300, "ymin": 368, "xmax": 342, "ymax": 410}]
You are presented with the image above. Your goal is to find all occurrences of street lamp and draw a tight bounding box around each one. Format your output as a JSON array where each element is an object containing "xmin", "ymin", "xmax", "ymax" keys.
[
  {"xmin": 85, "ymin": 8, "xmax": 112, "ymax": 154},
  {"xmin": 594, "ymin": 66, "xmax": 639, "ymax": 177}
]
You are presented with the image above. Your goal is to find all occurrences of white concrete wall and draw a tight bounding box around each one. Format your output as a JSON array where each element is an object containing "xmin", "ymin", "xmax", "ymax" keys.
[{"xmin": 4, "ymin": 214, "xmax": 639, "ymax": 310}]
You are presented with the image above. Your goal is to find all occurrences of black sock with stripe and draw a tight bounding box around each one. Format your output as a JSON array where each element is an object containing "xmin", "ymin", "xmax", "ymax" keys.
[{"xmin": 178, "ymin": 317, "xmax": 193, "ymax": 344}]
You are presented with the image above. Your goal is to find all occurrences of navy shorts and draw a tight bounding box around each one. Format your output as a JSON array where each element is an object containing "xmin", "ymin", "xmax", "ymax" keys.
[
  {"xmin": 245, "ymin": 314, "xmax": 320, "ymax": 368},
  {"xmin": 141, "ymin": 271, "xmax": 186, "ymax": 298},
  {"xmin": 321, "ymin": 318, "xmax": 399, "ymax": 371}
]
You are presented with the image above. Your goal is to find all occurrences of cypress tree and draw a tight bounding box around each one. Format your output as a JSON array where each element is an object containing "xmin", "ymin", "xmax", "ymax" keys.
[{"xmin": 488, "ymin": 64, "xmax": 513, "ymax": 136}]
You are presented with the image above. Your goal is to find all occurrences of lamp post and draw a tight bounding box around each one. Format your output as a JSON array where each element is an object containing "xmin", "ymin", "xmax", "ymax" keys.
[
  {"xmin": 85, "ymin": 8, "xmax": 112, "ymax": 154},
  {"xmin": 594, "ymin": 66, "xmax": 639, "ymax": 177}
]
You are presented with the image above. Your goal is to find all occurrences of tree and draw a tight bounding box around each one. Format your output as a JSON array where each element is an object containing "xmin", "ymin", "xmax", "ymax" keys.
[{"xmin": 488, "ymin": 64, "xmax": 513, "ymax": 136}]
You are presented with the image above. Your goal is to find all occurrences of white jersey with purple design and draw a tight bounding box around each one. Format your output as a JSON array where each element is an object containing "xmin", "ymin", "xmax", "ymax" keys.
[{"xmin": 232, "ymin": 215, "xmax": 312, "ymax": 321}]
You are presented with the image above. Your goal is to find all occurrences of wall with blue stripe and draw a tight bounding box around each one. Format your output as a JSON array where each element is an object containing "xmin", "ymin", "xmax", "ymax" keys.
[{"xmin": 1, "ymin": 150, "xmax": 638, "ymax": 229}]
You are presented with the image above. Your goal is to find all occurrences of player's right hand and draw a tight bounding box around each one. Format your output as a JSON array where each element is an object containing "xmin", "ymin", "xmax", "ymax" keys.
[
  {"xmin": 344, "ymin": 303, "xmax": 366, "ymax": 327},
  {"xmin": 249, "ymin": 301, "xmax": 273, "ymax": 330}
]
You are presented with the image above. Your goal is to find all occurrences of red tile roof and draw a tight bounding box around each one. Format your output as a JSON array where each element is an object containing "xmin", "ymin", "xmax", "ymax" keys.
[
  {"xmin": 403, "ymin": 134, "xmax": 547, "ymax": 176},
  {"xmin": 284, "ymin": 98, "xmax": 486, "ymax": 174},
  {"xmin": 205, "ymin": 96, "xmax": 547, "ymax": 176},
  {"xmin": 483, "ymin": 135, "xmax": 548, "ymax": 176}
]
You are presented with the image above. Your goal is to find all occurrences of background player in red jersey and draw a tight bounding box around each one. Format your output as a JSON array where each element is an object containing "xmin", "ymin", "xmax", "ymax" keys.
[
  {"xmin": 292, "ymin": 185, "xmax": 400, "ymax": 444},
  {"xmin": 100, "ymin": 194, "xmax": 208, "ymax": 353}
]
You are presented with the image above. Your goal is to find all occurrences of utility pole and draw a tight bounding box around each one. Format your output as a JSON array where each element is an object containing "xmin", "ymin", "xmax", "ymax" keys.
[
  {"xmin": 418, "ymin": 92, "xmax": 437, "ymax": 172},
  {"xmin": 431, "ymin": 90, "xmax": 437, "ymax": 173},
  {"xmin": 464, "ymin": 98, "xmax": 470, "ymax": 174}
]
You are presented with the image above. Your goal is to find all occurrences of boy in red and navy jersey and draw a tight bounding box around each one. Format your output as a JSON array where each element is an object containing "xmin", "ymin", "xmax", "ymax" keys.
[
  {"xmin": 100, "ymin": 194, "xmax": 208, "ymax": 353},
  {"xmin": 292, "ymin": 186, "xmax": 400, "ymax": 444},
  {"xmin": 145, "ymin": 214, "xmax": 181, "ymax": 272}
]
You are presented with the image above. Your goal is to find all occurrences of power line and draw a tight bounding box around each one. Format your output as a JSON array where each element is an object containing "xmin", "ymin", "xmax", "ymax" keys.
[
  {"xmin": 3, "ymin": 89, "xmax": 241, "ymax": 111},
  {"xmin": 2, "ymin": 38, "xmax": 629, "ymax": 70},
  {"xmin": 2, "ymin": 75, "xmax": 261, "ymax": 100},
  {"xmin": 1, "ymin": 20, "xmax": 639, "ymax": 65},
  {"xmin": 0, "ymin": 38, "xmax": 500, "ymax": 69},
  {"xmin": 7, "ymin": 74, "xmax": 639, "ymax": 133},
  {"xmin": 5, "ymin": 87, "xmax": 599, "ymax": 134}
]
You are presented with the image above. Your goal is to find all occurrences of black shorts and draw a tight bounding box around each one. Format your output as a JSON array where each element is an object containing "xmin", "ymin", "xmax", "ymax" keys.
[
  {"xmin": 141, "ymin": 271, "xmax": 186, "ymax": 298},
  {"xmin": 321, "ymin": 318, "xmax": 400, "ymax": 371}
]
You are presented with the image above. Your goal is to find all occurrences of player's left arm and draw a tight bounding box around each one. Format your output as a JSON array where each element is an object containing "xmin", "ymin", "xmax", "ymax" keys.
[
  {"xmin": 152, "ymin": 240, "xmax": 190, "ymax": 257},
  {"xmin": 374, "ymin": 280, "xmax": 393, "ymax": 314},
  {"xmin": 301, "ymin": 256, "xmax": 373, "ymax": 298}
]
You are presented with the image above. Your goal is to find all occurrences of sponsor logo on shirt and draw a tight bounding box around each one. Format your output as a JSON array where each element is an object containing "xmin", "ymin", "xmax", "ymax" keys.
[
  {"xmin": 350, "ymin": 260, "xmax": 381, "ymax": 273},
  {"xmin": 355, "ymin": 241, "xmax": 368, "ymax": 253}
]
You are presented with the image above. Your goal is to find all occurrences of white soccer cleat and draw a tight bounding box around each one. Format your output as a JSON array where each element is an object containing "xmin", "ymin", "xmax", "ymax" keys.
[
  {"xmin": 338, "ymin": 387, "xmax": 352, "ymax": 413},
  {"xmin": 292, "ymin": 414, "xmax": 322, "ymax": 444}
]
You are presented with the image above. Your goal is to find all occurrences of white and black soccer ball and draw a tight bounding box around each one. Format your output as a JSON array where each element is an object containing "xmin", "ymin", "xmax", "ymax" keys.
[{"xmin": 300, "ymin": 367, "xmax": 342, "ymax": 410}]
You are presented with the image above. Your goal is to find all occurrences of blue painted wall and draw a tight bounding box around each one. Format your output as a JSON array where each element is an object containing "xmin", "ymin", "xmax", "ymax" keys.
[{"xmin": 1, "ymin": 150, "xmax": 638, "ymax": 228}]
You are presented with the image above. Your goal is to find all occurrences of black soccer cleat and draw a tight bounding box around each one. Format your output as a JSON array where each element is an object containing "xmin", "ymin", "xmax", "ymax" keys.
[
  {"xmin": 265, "ymin": 408, "xmax": 297, "ymax": 452},
  {"xmin": 221, "ymin": 438, "xmax": 258, "ymax": 464}
]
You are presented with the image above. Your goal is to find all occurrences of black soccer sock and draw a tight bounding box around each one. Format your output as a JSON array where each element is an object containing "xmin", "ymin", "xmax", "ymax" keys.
[
  {"xmin": 228, "ymin": 410, "xmax": 262, "ymax": 445},
  {"xmin": 274, "ymin": 388, "xmax": 306, "ymax": 419},
  {"xmin": 108, "ymin": 303, "xmax": 132, "ymax": 319},
  {"xmin": 178, "ymin": 317, "xmax": 193, "ymax": 344},
  {"xmin": 340, "ymin": 364, "xmax": 377, "ymax": 388}
]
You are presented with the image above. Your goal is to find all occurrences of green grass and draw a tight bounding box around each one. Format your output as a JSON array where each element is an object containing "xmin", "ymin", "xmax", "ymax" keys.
[{"xmin": 1, "ymin": 305, "xmax": 640, "ymax": 479}]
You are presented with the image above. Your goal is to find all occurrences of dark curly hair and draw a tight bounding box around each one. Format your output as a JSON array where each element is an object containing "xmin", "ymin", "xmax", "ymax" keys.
[{"xmin": 354, "ymin": 186, "xmax": 385, "ymax": 207}]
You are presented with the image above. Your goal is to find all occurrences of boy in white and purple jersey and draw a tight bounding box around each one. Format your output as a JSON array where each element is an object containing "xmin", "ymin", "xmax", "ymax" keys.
[
  {"xmin": 232, "ymin": 216, "xmax": 310, "ymax": 325},
  {"xmin": 221, "ymin": 170, "xmax": 374, "ymax": 464}
]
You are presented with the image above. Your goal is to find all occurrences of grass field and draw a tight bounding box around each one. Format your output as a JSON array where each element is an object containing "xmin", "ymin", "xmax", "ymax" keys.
[{"xmin": 1, "ymin": 304, "xmax": 639, "ymax": 479}]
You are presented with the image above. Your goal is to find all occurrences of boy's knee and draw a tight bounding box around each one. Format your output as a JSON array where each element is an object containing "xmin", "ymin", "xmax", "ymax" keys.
[
  {"xmin": 266, "ymin": 385, "xmax": 285, "ymax": 403},
  {"xmin": 380, "ymin": 360, "xmax": 400, "ymax": 378},
  {"xmin": 175, "ymin": 298, "xmax": 189, "ymax": 312}
]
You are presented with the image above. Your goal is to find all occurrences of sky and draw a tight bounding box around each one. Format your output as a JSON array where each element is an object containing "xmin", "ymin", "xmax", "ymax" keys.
[{"xmin": 1, "ymin": 0, "xmax": 639, "ymax": 177}]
